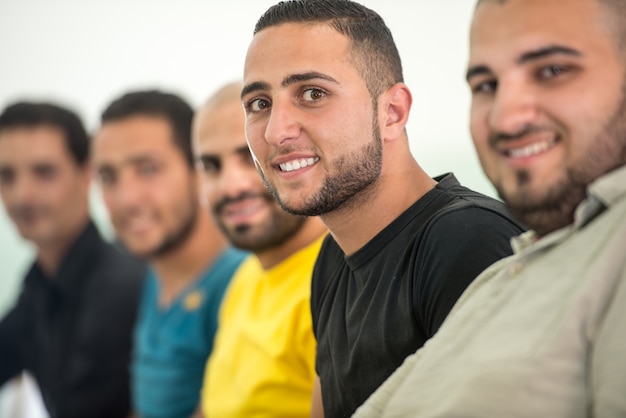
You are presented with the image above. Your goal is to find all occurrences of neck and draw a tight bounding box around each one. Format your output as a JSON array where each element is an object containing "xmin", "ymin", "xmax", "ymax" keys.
[
  {"xmin": 322, "ymin": 146, "xmax": 435, "ymax": 256},
  {"xmin": 256, "ymin": 216, "xmax": 327, "ymax": 270},
  {"xmin": 36, "ymin": 217, "xmax": 90, "ymax": 277},
  {"xmin": 151, "ymin": 208, "xmax": 228, "ymax": 307}
]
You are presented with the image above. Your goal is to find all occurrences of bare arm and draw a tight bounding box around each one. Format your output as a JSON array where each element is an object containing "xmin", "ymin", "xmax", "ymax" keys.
[{"xmin": 310, "ymin": 375, "xmax": 324, "ymax": 418}]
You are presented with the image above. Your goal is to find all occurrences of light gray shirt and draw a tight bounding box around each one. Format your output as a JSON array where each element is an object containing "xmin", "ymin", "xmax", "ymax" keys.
[{"xmin": 353, "ymin": 166, "xmax": 626, "ymax": 418}]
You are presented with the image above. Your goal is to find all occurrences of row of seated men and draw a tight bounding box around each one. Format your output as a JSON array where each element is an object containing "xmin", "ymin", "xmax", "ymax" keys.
[{"xmin": 1, "ymin": 0, "xmax": 625, "ymax": 417}]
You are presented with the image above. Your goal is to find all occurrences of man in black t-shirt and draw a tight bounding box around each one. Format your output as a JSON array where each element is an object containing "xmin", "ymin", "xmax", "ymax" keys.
[
  {"xmin": 0, "ymin": 102, "xmax": 145, "ymax": 418},
  {"xmin": 311, "ymin": 173, "xmax": 523, "ymax": 417},
  {"xmin": 242, "ymin": 1, "xmax": 525, "ymax": 417}
]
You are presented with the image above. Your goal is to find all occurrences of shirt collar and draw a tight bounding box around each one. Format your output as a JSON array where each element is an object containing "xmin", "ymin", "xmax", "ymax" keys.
[
  {"xmin": 26, "ymin": 220, "xmax": 103, "ymax": 297},
  {"xmin": 586, "ymin": 164, "xmax": 626, "ymax": 208},
  {"xmin": 511, "ymin": 165, "xmax": 626, "ymax": 253}
]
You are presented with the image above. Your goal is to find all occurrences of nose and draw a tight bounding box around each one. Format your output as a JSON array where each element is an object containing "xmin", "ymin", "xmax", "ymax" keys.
[
  {"xmin": 220, "ymin": 161, "xmax": 258, "ymax": 199},
  {"xmin": 9, "ymin": 173, "xmax": 36, "ymax": 205},
  {"xmin": 489, "ymin": 78, "xmax": 539, "ymax": 135},
  {"xmin": 106, "ymin": 172, "xmax": 142, "ymax": 211},
  {"xmin": 263, "ymin": 99, "xmax": 301, "ymax": 146}
]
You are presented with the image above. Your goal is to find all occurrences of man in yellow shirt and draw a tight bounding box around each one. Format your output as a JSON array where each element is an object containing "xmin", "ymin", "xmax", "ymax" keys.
[{"xmin": 193, "ymin": 81, "xmax": 327, "ymax": 417}]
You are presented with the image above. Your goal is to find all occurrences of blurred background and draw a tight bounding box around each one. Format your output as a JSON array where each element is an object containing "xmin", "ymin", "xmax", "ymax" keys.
[{"xmin": 0, "ymin": 0, "xmax": 487, "ymax": 316}]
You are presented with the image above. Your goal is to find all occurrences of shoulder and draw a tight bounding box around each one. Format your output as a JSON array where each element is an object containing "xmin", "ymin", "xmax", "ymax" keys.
[
  {"xmin": 89, "ymin": 240, "xmax": 147, "ymax": 298},
  {"xmin": 98, "ymin": 239, "xmax": 146, "ymax": 273},
  {"xmin": 312, "ymin": 235, "xmax": 344, "ymax": 292},
  {"xmin": 413, "ymin": 180, "xmax": 524, "ymax": 279},
  {"xmin": 219, "ymin": 255, "xmax": 258, "ymax": 299},
  {"xmin": 197, "ymin": 248, "xmax": 247, "ymax": 299},
  {"xmin": 429, "ymin": 204, "xmax": 521, "ymax": 236},
  {"xmin": 217, "ymin": 247, "xmax": 249, "ymax": 270},
  {"xmin": 416, "ymin": 204, "xmax": 521, "ymax": 270},
  {"xmin": 204, "ymin": 247, "xmax": 248, "ymax": 286},
  {"xmin": 428, "ymin": 176, "xmax": 524, "ymax": 236},
  {"xmin": 228, "ymin": 254, "xmax": 260, "ymax": 284}
]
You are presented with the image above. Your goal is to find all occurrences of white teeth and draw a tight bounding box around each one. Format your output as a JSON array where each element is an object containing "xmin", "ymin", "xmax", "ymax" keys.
[
  {"xmin": 508, "ymin": 139, "xmax": 555, "ymax": 158},
  {"xmin": 279, "ymin": 157, "xmax": 319, "ymax": 172},
  {"xmin": 227, "ymin": 203, "xmax": 259, "ymax": 216}
]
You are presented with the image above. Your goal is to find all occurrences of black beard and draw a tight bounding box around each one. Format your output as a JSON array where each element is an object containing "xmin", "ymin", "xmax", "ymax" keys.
[
  {"xmin": 149, "ymin": 190, "xmax": 199, "ymax": 258},
  {"xmin": 499, "ymin": 79, "xmax": 626, "ymax": 236},
  {"xmin": 261, "ymin": 113, "xmax": 383, "ymax": 217},
  {"xmin": 213, "ymin": 191, "xmax": 306, "ymax": 252}
]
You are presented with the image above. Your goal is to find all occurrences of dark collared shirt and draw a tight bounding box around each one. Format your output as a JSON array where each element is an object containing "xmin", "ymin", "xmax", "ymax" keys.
[{"xmin": 0, "ymin": 221, "xmax": 145, "ymax": 418}]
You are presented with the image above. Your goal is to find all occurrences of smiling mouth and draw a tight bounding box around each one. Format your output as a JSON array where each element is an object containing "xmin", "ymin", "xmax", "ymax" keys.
[
  {"xmin": 278, "ymin": 157, "xmax": 319, "ymax": 172},
  {"xmin": 118, "ymin": 212, "xmax": 154, "ymax": 235},
  {"xmin": 223, "ymin": 200, "xmax": 264, "ymax": 218},
  {"xmin": 506, "ymin": 138, "xmax": 556, "ymax": 158}
]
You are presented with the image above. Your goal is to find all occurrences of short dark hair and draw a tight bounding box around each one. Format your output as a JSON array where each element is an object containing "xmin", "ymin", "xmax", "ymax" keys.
[
  {"xmin": 0, "ymin": 101, "xmax": 90, "ymax": 166},
  {"xmin": 100, "ymin": 90, "xmax": 195, "ymax": 168},
  {"xmin": 254, "ymin": 0, "xmax": 404, "ymax": 100}
]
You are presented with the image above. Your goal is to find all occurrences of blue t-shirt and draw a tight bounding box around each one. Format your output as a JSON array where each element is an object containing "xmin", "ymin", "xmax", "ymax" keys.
[{"xmin": 132, "ymin": 247, "xmax": 247, "ymax": 418}]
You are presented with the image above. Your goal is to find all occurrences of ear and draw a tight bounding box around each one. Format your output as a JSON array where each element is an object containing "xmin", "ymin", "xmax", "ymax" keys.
[{"xmin": 379, "ymin": 82, "xmax": 412, "ymax": 142}]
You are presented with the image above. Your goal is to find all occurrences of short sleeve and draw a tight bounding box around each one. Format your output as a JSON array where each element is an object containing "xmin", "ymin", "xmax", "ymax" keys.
[{"xmin": 414, "ymin": 206, "xmax": 519, "ymax": 336}]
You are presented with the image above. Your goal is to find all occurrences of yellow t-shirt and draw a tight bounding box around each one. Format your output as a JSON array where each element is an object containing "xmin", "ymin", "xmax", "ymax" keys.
[{"xmin": 201, "ymin": 235, "xmax": 324, "ymax": 417}]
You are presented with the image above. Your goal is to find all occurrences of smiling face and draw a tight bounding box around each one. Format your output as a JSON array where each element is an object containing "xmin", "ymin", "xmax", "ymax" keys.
[
  {"xmin": 242, "ymin": 22, "xmax": 383, "ymax": 217},
  {"xmin": 0, "ymin": 126, "xmax": 90, "ymax": 247},
  {"xmin": 93, "ymin": 115, "xmax": 198, "ymax": 259},
  {"xmin": 193, "ymin": 92, "xmax": 306, "ymax": 252},
  {"xmin": 468, "ymin": 0, "xmax": 626, "ymax": 235}
]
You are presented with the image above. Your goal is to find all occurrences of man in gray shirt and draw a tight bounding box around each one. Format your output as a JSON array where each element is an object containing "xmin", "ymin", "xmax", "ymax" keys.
[{"xmin": 355, "ymin": 0, "xmax": 626, "ymax": 416}]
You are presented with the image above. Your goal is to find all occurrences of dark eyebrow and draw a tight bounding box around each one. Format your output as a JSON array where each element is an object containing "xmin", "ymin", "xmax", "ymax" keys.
[
  {"xmin": 126, "ymin": 155, "xmax": 159, "ymax": 166},
  {"xmin": 281, "ymin": 72, "xmax": 338, "ymax": 87},
  {"xmin": 96, "ymin": 154, "xmax": 157, "ymax": 172},
  {"xmin": 517, "ymin": 45, "xmax": 581, "ymax": 64},
  {"xmin": 466, "ymin": 65, "xmax": 491, "ymax": 83},
  {"xmin": 235, "ymin": 145, "xmax": 252, "ymax": 156},
  {"xmin": 241, "ymin": 81, "xmax": 270, "ymax": 100},
  {"xmin": 194, "ymin": 145, "xmax": 250, "ymax": 164},
  {"xmin": 241, "ymin": 72, "xmax": 339, "ymax": 100},
  {"xmin": 32, "ymin": 162, "xmax": 56, "ymax": 172},
  {"xmin": 195, "ymin": 153, "xmax": 217, "ymax": 162},
  {"xmin": 95, "ymin": 163, "xmax": 114, "ymax": 175},
  {"xmin": 466, "ymin": 45, "xmax": 582, "ymax": 83}
]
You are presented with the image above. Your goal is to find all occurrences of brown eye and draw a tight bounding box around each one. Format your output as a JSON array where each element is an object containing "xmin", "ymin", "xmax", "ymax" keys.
[
  {"xmin": 0, "ymin": 167, "xmax": 15, "ymax": 185},
  {"xmin": 471, "ymin": 79, "xmax": 497, "ymax": 95},
  {"xmin": 97, "ymin": 168, "xmax": 116, "ymax": 186},
  {"xmin": 538, "ymin": 65, "xmax": 563, "ymax": 79},
  {"xmin": 199, "ymin": 156, "xmax": 220, "ymax": 174},
  {"xmin": 248, "ymin": 98, "xmax": 271, "ymax": 112},
  {"xmin": 302, "ymin": 88, "xmax": 326, "ymax": 102},
  {"xmin": 33, "ymin": 164, "xmax": 57, "ymax": 181},
  {"xmin": 138, "ymin": 162, "xmax": 158, "ymax": 177}
]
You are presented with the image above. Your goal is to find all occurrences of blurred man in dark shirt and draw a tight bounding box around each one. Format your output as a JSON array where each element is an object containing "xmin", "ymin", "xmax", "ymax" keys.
[{"xmin": 0, "ymin": 102, "xmax": 145, "ymax": 418}]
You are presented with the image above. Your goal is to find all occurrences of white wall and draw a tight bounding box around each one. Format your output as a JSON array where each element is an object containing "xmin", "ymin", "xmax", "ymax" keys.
[{"xmin": 0, "ymin": 0, "xmax": 491, "ymax": 314}]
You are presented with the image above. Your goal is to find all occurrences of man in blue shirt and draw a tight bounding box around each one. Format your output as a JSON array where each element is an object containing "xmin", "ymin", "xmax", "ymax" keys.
[{"xmin": 93, "ymin": 90, "xmax": 246, "ymax": 418}]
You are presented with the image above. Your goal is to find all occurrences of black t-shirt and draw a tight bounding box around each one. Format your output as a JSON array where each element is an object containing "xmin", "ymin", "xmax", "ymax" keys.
[
  {"xmin": 0, "ymin": 221, "xmax": 146, "ymax": 418},
  {"xmin": 311, "ymin": 173, "xmax": 525, "ymax": 418}
]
